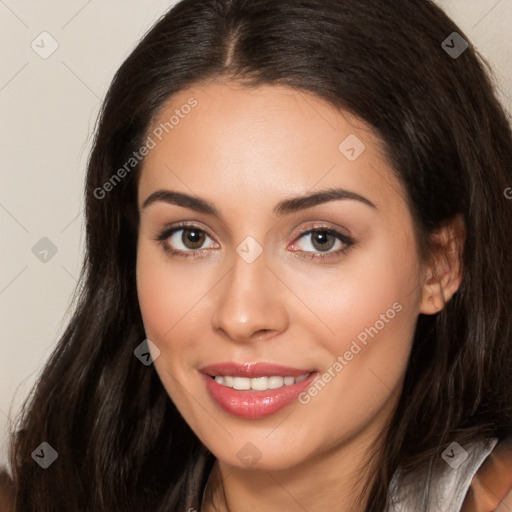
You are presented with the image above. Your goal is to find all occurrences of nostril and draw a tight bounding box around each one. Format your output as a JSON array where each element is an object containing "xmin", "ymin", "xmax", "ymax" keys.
[{"xmin": 254, "ymin": 330, "xmax": 272, "ymax": 341}]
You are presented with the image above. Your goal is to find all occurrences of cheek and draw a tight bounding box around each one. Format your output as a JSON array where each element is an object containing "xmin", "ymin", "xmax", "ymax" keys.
[
  {"xmin": 136, "ymin": 243, "xmax": 202, "ymax": 346},
  {"xmin": 136, "ymin": 247, "xmax": 174, "ymax": 340},
  {"xmin": 136, "ymin": 240, "xmax": 227, "ymax": 387},
  {"xmin": 136, "ymin": 243, "xmax": 218, "ymax": 439},
  {"xmin": 297, "ymin": 232, "xmax": 421, "ymax": 399},
  {"xmin": 327, "ymin": 243, "xmax": 419, "ymax": 401},
  {"xmin": 295, "ymin": 233, "xmax": 421, "ymax": 348},
  {"xmin": 288, "ymin": 276, "xmax": 419, "ymax": 451}
]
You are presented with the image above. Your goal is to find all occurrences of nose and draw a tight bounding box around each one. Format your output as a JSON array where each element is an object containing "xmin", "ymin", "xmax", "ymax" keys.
[{"xmin": 211, "ymin": 251, "xmax": 289, "ymax": 343}]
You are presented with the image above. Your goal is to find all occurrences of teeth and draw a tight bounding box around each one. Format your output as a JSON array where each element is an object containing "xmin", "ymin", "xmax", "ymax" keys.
[
  {"xmin": 268, "ymin": 376, "xmax": 284, "ymax": 389},
  {"xmin": 213, "ymin": 373, "xmax": 310, "ymax": 390},
  {"xmin": 251, "ymin": 377, "xmax": 268, "ymax": 391},
  {"xmin": 233, "ymin": 377, "xmax": 251, "ymax": 390}
]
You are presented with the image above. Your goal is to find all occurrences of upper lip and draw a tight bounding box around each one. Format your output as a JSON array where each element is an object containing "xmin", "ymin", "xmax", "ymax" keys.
[{"xmin": 200, "ymin": 362, "xmax": 315, "ymax": 378}]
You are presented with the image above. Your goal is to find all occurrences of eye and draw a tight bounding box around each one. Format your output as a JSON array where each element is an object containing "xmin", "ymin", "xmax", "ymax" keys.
[
  {"xmin": 154, "ymin": 223, "xmax": 353, "ymax": 260},
  {"xmin": 290, "ymin": 227, "xmax": 354, "ymax": 260},
  {"xmin": 156, "ymin": 223, "xmax": 218, "ymax": 256}
]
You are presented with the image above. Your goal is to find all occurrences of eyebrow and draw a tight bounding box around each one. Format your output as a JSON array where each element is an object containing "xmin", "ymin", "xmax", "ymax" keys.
[{"xmin": 141, "ymin": 188, "xmax": 377, "ymax": 216}]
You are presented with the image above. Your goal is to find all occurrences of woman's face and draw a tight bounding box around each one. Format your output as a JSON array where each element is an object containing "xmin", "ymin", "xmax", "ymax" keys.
[{"xmin": 136, "ymin": 81, "xmax": 425, "ymax": 472}]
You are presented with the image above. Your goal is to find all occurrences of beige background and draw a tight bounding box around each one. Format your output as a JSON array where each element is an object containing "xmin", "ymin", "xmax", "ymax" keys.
[{"xmin": 1, "ymin": 0, "xmax": 511, "ymax": 468}]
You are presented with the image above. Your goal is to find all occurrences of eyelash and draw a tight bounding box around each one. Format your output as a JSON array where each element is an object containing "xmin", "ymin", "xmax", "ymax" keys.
[{"xmin": 154, "ymin": 222, "xmax": 355, "ymax": 261}]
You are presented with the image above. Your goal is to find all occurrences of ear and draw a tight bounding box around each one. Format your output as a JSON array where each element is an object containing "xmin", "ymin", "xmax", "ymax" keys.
[{"xmin": 419, "ymin": 214, "xmax": 465, "ymax": 315}]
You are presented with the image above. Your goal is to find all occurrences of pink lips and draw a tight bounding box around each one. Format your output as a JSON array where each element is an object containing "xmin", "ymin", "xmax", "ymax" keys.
[{"xmin": 200, "ymin": 362, "xmax": 318, "ymax": 419}]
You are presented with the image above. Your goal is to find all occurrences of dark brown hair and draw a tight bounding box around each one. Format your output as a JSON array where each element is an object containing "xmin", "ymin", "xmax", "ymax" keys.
[{"xmin": 4, "ymin": 0, "xmax": 512, "ymax": 510}]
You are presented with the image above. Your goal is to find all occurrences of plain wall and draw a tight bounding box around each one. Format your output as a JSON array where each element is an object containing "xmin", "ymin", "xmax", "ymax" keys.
[{"xmin": 1, "ymin": 0, "xmax": 511, "ymax": 468}]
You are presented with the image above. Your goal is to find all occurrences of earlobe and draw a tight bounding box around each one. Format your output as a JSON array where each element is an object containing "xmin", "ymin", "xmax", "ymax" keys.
[
  {"xmin": 419, "ymin": 279, "xmax": 445, "ymax": 315},
  {"xmin": 419, "ymin": 214, "xmax": 465, "ymax": 315}
]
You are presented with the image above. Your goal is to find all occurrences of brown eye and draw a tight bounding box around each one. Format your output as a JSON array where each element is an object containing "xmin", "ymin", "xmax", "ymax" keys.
[
  {"xmin": 290, "ymin": 226, "xmax": 354, "ymax": 260},
  {"xmin": 156, "ymin": 225, "xmax": 218, "ymax": 255},
  {"xmin": 310, "ymin": 230, "xmax": 336, "ymax": 251},
  {"xmin": 182, "ymin": 228, "xmax": 206, "ymax": 249}
]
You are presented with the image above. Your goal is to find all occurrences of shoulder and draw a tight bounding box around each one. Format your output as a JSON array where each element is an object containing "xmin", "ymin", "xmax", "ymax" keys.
[
  {"xmin": 0, "ymin": 467, "xmax": 14, "ymax": 512},
  {"xmin": 462, "ymin": 436, "xmax": 512, "ymax": 512}
]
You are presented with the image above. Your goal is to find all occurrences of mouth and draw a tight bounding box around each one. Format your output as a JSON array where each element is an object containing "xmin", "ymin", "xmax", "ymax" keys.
[{"xmin": 199, "ymin": 362, "xmax": 318, "ymax": 419}]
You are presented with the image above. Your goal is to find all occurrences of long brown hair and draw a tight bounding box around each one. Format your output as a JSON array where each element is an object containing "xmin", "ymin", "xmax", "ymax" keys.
[{"xmin": 5, "ymin": 0, "xmax": 512, "ymax": 510}]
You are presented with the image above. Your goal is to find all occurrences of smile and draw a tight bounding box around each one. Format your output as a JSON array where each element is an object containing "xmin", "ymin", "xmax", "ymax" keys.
[{"xmin": 199, "ymin": 362, "xmax": 318, "ymax": 418}]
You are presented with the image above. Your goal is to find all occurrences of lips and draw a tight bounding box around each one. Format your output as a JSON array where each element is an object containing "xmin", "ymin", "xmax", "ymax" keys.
[{"xmin": 199, "ymin": 362, "xmax": 318, "ymax": 419}]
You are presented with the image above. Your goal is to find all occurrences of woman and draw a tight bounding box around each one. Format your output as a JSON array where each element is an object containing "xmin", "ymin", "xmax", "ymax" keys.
[{"xmin": 2, "ymin": 0, "xmax": 512, "ymax": 510}]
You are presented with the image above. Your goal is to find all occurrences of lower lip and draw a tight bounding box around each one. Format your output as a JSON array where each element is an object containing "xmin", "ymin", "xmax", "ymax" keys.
[{"xmin": 201, "ymin": 372, "xmax": 318, "ymax": 419}]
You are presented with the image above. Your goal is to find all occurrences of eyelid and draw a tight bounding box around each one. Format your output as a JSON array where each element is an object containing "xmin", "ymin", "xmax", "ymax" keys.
[
  {"xmin": 294, "ymin": 222, "xmax": 352, "ymax": 239},
  {"xmin": 155, "ymin": 221, "xmax": 217, "ymax": 242}
]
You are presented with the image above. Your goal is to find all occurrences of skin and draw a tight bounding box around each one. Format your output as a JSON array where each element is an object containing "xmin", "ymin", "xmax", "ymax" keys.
[{"xmin": 136, "ymin": 80, "xmax": 463, "ymax": 511}]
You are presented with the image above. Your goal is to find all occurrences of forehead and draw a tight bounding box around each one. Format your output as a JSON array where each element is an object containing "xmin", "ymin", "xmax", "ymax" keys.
[{"xmin": 138, "ymin": 81, "xmax": 406, "ymax": 215}]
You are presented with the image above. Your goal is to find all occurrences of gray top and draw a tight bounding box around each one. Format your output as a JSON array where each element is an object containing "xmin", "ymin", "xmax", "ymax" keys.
[{"xmin": 388, "ymin": 437, "xmax": 498, "ymax": 512}]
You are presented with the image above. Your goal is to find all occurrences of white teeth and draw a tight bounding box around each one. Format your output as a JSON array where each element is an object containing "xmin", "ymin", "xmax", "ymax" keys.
[
  {"xmin": 251, "ymin": 377, "xmax": 269, "ymax": 390},
  {"xmin": 268, "ymin": 376, "xmax": 284, "ymax": 389},
  {"xmin": 233, "ymin": 377, "xmax": 251, "ymax": 390},
  {"xmin": 213, "ymin": 373, "xmax": 310, "ymax": 390}
]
